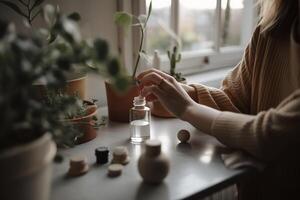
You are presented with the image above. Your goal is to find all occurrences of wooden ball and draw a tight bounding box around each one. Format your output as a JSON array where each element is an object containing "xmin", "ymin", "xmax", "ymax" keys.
[{"xmin": 177, "ymin": 129, "xmax": 190, "ymax": 143}]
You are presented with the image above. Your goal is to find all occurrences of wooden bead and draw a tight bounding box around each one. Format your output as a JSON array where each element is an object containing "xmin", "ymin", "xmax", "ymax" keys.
[{"xmin": 177, "ymin": 129, "xmax": 190, "ymax": 143}]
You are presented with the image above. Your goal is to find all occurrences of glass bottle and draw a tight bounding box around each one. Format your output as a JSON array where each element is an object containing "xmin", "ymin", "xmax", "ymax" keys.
[{"xmin": 129, "ymin": 96, "xmax": 151, "ymax": 143}]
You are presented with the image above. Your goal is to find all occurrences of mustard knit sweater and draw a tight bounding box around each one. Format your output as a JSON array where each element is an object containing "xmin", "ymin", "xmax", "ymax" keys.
[{"xmin": 191, "ymin": 22, "xmax": 300, "ymax": 198}]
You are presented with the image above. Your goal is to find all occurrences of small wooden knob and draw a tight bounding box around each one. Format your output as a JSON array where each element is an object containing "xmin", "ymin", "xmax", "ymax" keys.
[
  {"xmin": 145, "ymin": 140, "xmax": 161, "ymax": 156},
  {"xmin": 177, "ymin": 129, "xmax": 190, "ymax": 143}
]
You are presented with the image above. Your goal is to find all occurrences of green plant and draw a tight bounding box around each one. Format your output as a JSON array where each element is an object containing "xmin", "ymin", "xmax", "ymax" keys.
[
  {"xmin": 114, "ymin": 0, "xmax": 152, "ymax": 80},
  {"xmin": 167, "ymin": 46, "xmax": 185, "ymax": 82},
  {"xmin": 0, "ymin": 0, "xmax": 45, "ymax": 25},
  {"xmin": 44, "ymin": 91, "xmax": 90, "ymax": 120},
  {"xmin": 0, "ymin": 4, "xmax": 128, "ymax": 150}
]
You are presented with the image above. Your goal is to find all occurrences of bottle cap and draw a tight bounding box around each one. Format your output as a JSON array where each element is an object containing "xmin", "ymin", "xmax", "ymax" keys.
[
  {"xmin": 145, "ymin": 139, "xmax": 161, "ymax": 156},
  {"xmin": 95, "ymin": 146, "xmax": 109, "ymax": 156},
  {"xmin": 95, "ymin": 146, "xmax": 109, "ymax": 164},
  {"xmin": 133, "ymin": 95, "xmax": 146, "ymax": 106}
]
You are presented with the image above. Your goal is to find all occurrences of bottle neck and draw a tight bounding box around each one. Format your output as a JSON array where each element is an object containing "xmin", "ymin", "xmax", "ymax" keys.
[
  {"xmin": 133, "ymin": 96, "xmax": 146, "ymax": 108},
  {"xmin": 134, "ymin": 105, "xmax": 145, "ymax": 109}
]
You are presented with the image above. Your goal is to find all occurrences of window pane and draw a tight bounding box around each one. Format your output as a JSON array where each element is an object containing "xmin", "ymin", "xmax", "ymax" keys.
[
  {"xmin": 221, "ymin": 0, "xmax": 244, "ymax": 47},
  {"xmin": 146, "ymin": 0, "xmax": 171, "ymax": 55},
  {"xmin": 179, "ymin": 0, "xmax": 216, "ymax": 52}
]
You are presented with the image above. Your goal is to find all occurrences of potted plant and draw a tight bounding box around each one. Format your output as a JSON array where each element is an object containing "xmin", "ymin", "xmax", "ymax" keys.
[
  {"xmin": 45, "ymin": 92, "xmax": 100, "ymax": 145},
  {"xmin": 0, "ymin": 3, "xmax": 127, "ymax": 200},
  {"xmin": 151, "ymin": 46, "xmax": 186, "ymax": 118},
  {"xmin": 105, "ymin": 1, "xmax": 152, "ymax": 122},
  {"xmin": 0, "ymin": 0, "xmax": 89, "ymax": 99}
]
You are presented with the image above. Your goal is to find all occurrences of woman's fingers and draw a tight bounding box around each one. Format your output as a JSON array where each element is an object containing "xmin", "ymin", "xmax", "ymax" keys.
[
  {"xmin": 137, "ymin": 68, "xmax": 173, "ymax": 81},
  {"xmin": 138, "ymin": 70, "xmax": 178, "ymax": 91},
  {"xmin": 158, "ymin": 78, "xmax": 176, "ymax": 91},
  {"xmin": 138, "ymin": 72, "xmax": 163, "ymax": 87},
  {"xmin": 140, "ymin": 86, "xmax": 157, "ymax": 101},
  {"xmin": 141, "ymin": 85, "xmax": 165, "ymax": 101}
]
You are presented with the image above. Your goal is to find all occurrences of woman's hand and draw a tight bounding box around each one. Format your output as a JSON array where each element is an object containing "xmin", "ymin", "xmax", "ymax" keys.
[
  {"xmin": 137, "ymin": 68, "xmax": 220, "ymax": 134},
  {"xmin": 137, "ymin": 68, "xmax": 196, "ymax": 119}
]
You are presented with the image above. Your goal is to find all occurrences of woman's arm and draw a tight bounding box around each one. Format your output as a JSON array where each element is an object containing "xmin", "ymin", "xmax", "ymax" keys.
[
  {"xmin": 186, "ymin": 27, "xmax": 261, "ymax": 113},
  {"xmin": 209, "ymin": 90, "xmax": 300, "ymax": 162},
  {"xmin": 138, "ymin": 71, "xmax": 300, "ymax": 162}
]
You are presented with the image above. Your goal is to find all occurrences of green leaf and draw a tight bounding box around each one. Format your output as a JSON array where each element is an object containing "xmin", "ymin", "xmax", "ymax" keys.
[
  {"xmin": 94, "ymin": 38, "xmax": 109, "ymax": 61},
  {"xmin": 67, "ymin": 12, "xmax": 81, "ymax": 21},
  {"xmin": 47, "ymin": 31, "xmax": 57, "ymax": 44},
  {"xmin": 31, "ymin": 8, "xmax": 42, "ymax": 22},
  {"xmin": 31, "ymin": 0, "xmax": 45, "ymax": 10},
  {"xmin": 138, "ymin": 14, "xmax": 147, "ymax": 26},
  {"xmin": 43, "ymin": 4, "xmax": 56, "ymax": 26},
  {"xmin": 114, "ymin": 12, "xmax": 132, "ymax": 31},
  {"xmin": 114, "ymin": 76, "xmax": 130, "ymax": 92},
  {"xmin": 0, "ymin": 20, "xmax": 8, "ymax": 39},
  {"xmin": 0, "ymin": 1, "xmax": 27, "ymax": 18},
  {"xmin": 145, "ymin": 0, "xmax": 152, "ymax": 26},
  {"xmin": 107, "ymin": 58, "xmax": 120, "ymax": 76}
]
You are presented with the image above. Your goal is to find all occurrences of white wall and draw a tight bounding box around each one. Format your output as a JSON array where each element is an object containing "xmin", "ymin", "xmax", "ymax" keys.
[{"xmin": 0, "ymin": 0, "xmax": 119, "ymax": 106}]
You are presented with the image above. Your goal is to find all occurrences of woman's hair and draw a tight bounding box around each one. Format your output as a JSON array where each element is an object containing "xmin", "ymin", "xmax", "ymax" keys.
[{"xmin": 259, "ymin": 0, "xmax": 298, "ymax": 36}]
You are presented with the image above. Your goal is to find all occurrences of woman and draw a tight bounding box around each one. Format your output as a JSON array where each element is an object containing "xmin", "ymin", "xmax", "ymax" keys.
[{"xmin": 137, "ymin": 0, "xmax": 300, "ymax": 199}]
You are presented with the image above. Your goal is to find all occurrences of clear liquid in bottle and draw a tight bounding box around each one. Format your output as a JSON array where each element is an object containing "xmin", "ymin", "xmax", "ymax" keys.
[
  {"xmin": 129, "ymin": 96, "xmax": 151, "ymax": 144},
  {"xmin": 130, "ymin": 120, "xmax": 150, "ymax": 143}
]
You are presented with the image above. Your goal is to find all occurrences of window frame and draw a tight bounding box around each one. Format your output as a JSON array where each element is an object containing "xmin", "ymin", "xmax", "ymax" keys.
[{"xmin": 117, "ymin": 0, "xmax": 258, "ymax": 75}]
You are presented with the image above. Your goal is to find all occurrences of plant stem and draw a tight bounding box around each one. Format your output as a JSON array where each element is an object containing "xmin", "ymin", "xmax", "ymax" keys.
[
  {"xmin": 132, "ymin": 27, "xmax": 144, "ymax": 80},
  {"xmin": 26, "ymin": 0, "xmax": 32, "ymax": 25}
]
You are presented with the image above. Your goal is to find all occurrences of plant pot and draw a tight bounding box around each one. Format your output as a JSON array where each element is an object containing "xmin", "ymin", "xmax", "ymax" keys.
[
  {"xmin": 0, "ymin": 133, "xmax": 56, "ymax": 200},
  {"xmin": 64, "ymin": 72, "xmax": 87, "ymax": 99},
  {"xmin": 150, "ymin": 101, "xmax": 175, "ymax": 118},
  {"xmin": 105, "ymin": 81, "xmax": 139, "ymax": 122},
  {"xmin": 34, "ymin": 72, "xmax": 87, "ymax": 99},
  {"xmin": 65, "ymin": 100, "xmax": 98, "ymax": 144}
]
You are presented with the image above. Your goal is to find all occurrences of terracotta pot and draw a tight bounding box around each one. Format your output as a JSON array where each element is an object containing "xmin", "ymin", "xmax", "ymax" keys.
[
  {"xmin": 0, "ymin": 133, "xmax": 56, "ymax": 200},
  {"xmin": 105, "ymin": 81, "xmax": 139, "ymax": 122},
  {"xmin": 65, "ymin": 73, "xmax": 87, "ymax": 99},
  {"xmin": 34, "ymin": 72, "xmax": 87, "ymax": 99},
  {"xmin": 150, "ymin": 101, "xmax": 175, "ymax": 118},
  {"xmin": 64, "ymin": 100, "xmax": 98, "ymax": 144}
]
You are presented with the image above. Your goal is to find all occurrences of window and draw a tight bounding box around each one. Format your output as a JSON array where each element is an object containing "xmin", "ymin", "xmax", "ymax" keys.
[{"xmin": 145, "ymin": 0, "xmax": 257, "ymax": 74}]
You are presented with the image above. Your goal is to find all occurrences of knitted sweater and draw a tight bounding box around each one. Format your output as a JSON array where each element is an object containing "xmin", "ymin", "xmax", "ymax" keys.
[{"xmin": 191, "ymin": 22, "xmax": 300, "ymax": 199}]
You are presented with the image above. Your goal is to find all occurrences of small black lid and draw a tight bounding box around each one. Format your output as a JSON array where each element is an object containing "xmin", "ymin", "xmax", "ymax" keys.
[{"xmin": 95, "ymin": 146, "xmax": 109, "ymax": 155}]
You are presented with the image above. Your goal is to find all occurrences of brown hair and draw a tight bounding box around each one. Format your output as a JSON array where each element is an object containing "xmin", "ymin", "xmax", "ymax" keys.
[{"xmin": 259, "ymin": 0, "xmax": 298, "ymax": 36}]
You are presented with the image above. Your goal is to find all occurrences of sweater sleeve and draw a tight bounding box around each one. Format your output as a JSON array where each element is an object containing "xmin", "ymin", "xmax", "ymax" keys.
[
  {"xmin": 190, "ymin": 27, "xmax": 260, "ymax": 113},
  {"xmin": 211, "ymin": 89, "xmax": 300, "ymax": 162}
]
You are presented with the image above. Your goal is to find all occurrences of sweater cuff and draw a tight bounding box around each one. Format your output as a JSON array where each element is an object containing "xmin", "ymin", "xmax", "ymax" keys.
[
  {"xmin": 211, "ymin": 111, "xmax": 256, "ymax": 148},
  {"xmin": 189, "ymin": 84, "xmax": 220, "ymax": 110}
]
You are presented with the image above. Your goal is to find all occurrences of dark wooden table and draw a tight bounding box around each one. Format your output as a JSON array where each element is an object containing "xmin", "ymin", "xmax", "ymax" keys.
[{"xmin": 51, "ymin": 107, "xmax": 253, "ymax": 200}]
